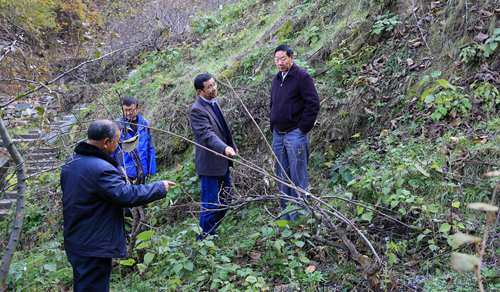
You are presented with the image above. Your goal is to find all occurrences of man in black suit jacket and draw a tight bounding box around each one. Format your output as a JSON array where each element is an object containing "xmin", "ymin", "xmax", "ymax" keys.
[{"xmin": 190, "ymin": 73, "xmax": 237, "ymax": 239}]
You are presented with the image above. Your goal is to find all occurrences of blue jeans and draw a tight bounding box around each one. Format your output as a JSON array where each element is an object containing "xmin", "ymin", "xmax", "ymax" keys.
[
  {"xmin": 198, "ymin": 170, "xmax": 231, "ymax": 238},
  {"xmin": 272, "ymin": 128, "xmax": 309, "ymax": 220}
]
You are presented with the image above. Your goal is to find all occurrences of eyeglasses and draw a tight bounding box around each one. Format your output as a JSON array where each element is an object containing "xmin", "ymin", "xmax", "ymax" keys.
[{"xmin": 274, "ymin": 56, "xmax": 289, "ymax": 62}]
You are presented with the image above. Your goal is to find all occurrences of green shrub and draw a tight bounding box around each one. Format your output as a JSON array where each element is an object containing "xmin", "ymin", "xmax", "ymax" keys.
[
  {"xmin": 191, "ymin": 15, "xmax": 220, "ymax": 35},
  {"xmin": 371, "ymin": 13, "xmax": 400, "ymax": 35}
]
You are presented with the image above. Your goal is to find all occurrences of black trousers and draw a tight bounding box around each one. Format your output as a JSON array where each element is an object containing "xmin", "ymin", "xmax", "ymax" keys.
[{"xmin": 67, "ymin": 252, "xmax": 112, "ymax": 292}]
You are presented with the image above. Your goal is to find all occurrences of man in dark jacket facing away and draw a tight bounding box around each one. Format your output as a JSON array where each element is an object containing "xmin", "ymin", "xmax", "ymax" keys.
[
  {"xmin": 190, "ymin": 73, "xmax": 237, "ymax": 239},
  {"xmin": 61, "ymin": 119, "xmax": 175, "ymax": 292},
  {"xmin": 270, "ymin": 45, "xmax": 320, "ymax": 220}
]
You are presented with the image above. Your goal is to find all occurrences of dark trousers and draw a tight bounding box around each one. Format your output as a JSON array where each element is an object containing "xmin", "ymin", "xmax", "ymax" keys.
[
  {"xmin": 198, "ymin": 170, "xmax": 231, "ymax": 238},
  {"xmin": 67, "ymin": 252, "xmax": 112, "ymax": 292}
]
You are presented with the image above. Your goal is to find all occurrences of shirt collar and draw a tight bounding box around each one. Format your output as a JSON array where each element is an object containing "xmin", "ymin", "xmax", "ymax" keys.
[
  {"xmin": 278, "ymin": 63, "xmax": 296, "ymax": 79},
  {"xmin": 199, "ymin": 96, "xmax": 217, "ymax": 105}
]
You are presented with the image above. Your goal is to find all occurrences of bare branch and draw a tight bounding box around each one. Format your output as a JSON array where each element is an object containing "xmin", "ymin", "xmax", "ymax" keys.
[
  {"xmin": 0, "ymin": 44, "xmax": 141, "ymax": 108},
  {"xmin": 0, "ymin": 118, "xmax": 26, "ymax": 287}
]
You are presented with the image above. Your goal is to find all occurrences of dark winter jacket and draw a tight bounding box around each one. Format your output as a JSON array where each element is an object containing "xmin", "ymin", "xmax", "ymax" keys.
[
  {"xmin": 270, "ymin": 63, "xmax": 320, "ymax": 133},
  {"xmin": 61, "ymin": 142, "xmax": 166, "ymax": 258}
]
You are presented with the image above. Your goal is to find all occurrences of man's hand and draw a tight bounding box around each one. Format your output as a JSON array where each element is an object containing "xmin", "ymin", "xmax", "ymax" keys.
[
  {"xmin": 161, "ymin": 180, "xmax": 176, "ymax": 191},
  {"xmin": 224, "ymin": 146, "xmax": 237, "ymax": 158}
]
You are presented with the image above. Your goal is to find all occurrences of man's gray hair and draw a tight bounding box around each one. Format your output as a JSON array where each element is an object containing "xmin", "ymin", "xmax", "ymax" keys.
[{"xmin": 87, "ymin": 120, "xmax": 119, "ymax": 140}]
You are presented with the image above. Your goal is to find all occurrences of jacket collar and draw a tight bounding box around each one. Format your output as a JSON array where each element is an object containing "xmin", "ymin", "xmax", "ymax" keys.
[
  {"xmin": 198, "ymin": 95, "xmax": 217, "ymax": 105},
  {"xmin": 74, "ymin": 141, "xmax": 119, "ymax": 168},
  {"xmin": 196, "ymin": 96, "xmax": 225, "ymax": 133},
  {"xmin": 119, "ymin": 114, "xmax": 146, "ymax": 127}
]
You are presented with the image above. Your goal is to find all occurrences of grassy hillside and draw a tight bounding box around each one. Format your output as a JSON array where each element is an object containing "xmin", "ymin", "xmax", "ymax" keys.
[{"xmin": 4, "ymin": 0, "xmax": 499, "ymax": 290}]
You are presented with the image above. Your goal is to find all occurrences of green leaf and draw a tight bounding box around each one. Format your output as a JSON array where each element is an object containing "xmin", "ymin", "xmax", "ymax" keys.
[
  {"xmin": 136, "ymin": 241, "xmax": 150, "ymax": 249},
  {"xmin": 299, "ymin": 254, "xmax": 310, "ymax": 264},
  {"xmin": 274, "ymin": 239, "xmax": 285, "ymax": 253},
  {"xmin": 356, "ymin": 206, "xmax": 365, "ymax": 215},
  {"xmin": 421, "ymin": 85, "xmax": 438, "ymax": 102},
  {"xmin": 431, "ymin": 71, "xmax": 442, "ymax": 78},
  {"xmin": 414, "ymin": 164, "xmax": 430, "ymax": 177},
  {"xmin": 137, "ymin": 263, "xmax": 146, "ymax": 273},
  {"xmin": 439, "ymin": 223, "xmax": 451, "ymax": 234},
  {"xmin": 173, "ymin": 263, "xmax": 183, "ymax": 274},
  {"xmin": 436, "ymin": 79, "xmax": 455, "ymax": 90},
  {"xmin": 429, "ymin": 244, "xmax": 439, "ymax": 252},
  {"xmin": 274, "ymin": 219, "xmax": 289, "ymax": 229},
  {"xmin": 184, "ymin": 261, "xmax": 194, "ymax": 271},
  {"xmin": 144, "ymin": 252, "xmax": 155, "ymax": 265},
  {"xmin": 245, "ymin": 275, "xmax": 257, "ymax": 284},
  {"xmin": 431, "ymin": 110, "xmax": 444, "ymax": 121},
  {"xmin": 294, "ymin": 240, "xmax": 305, "ymax": 248},
  {"xmin": 43, "ymin": 263, "xmax": 57, "ymax": 272},
  {"xmin": 35, "ymin": 106, "xmax": 45, "ymax": 116},
  {"xmin": 119, "ymin": 258, "xmax": 136, "ymax": 266},
  {"xmin": 387, "ymin": 253, "xmax": 398, "ymax": 265},
  {"xmin": 361, "ymin": 211, "xmax": 373, "ymax": 222},
  {"xmin": 137, "ymin": 230, "xmax": 155, "ymax": 242},
  {"xmin": 417, "ymin": 234, "xmax": 426, "ymax": 243},
  {"xmin": 219, "ymin": 255, "xmax": 231, "ymax": 263},
  {"xmin": 424, "ymin": 94, "xmax": 435, "ymax": 104}
]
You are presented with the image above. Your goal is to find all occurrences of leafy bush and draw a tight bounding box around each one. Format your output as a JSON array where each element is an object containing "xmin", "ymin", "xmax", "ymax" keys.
[
  {"xmin": 483, "ymin": 28, "xmax": 500, "ymax": 58},
  {"xmin": 459, "ymin": 44, "xmax": 481, "ymax": 64},
  {"xmin": 191, "ymin": 15, "xmax": 220, "ymax": 35},
  {"xmin": 418, "ymin": 72, "xmax": 471, "ymax": 121},
  {"xmin": 471, "ymin": 81, "xmax": 500, "ymax": 114},
  {"xmin": 371, "ymin": 13, "xmax": 400, "ymax": 35}
]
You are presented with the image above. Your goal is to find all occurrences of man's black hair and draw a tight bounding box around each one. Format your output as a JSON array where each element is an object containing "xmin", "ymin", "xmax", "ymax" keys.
[
  {"xmin": 88, "ymin": 120, "xmax": 119, "ymax": 141},
  {"xmin": 274, "ymin": 44, "xmax": 293, "ymax": 57},
  {"xmin": 121, "ymin": 96, "xmax": 139, "ymax": 106},
  {"xmin": 194, "ymin": 73, "xmax": 213, "ymax": 91}
]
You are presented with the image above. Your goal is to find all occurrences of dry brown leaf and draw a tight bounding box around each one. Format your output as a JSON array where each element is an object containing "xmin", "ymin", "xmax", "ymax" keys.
[
  {"xmin": 306, "ymin": 265, "xmax": 317, "ymax": 273},
  {"xmin": 479, "ymin": 10, "xmax": 493, "ymax": 17},
  {"xmin": 474, "ymin": 32, "xmax": 489, "ymax": 43},
  {"xmin": 467, "ymin": 202, "xmax": 498, "ymax": 212},
  {"xmin": 484, "ymin": 170, "xmax": 500, "ymax": 177},
  {"xmin": 449, "ymin": 232, "xmax": 481, "ymax": 249},
  {"xmin": 450, "ymin": 253, "xmax": 480, "ymax": 272}
]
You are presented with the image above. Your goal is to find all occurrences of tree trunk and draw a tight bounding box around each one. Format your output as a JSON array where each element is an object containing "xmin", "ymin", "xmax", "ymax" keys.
[{"xmin": 0, "ymin": 118, "xmax": 26, "ymax": 289}]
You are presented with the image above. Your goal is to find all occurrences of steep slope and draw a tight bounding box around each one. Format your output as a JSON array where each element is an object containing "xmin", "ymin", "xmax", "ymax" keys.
[{"xmin": 5, "ymin": 0, "xmax": 499, "ymax": 290}]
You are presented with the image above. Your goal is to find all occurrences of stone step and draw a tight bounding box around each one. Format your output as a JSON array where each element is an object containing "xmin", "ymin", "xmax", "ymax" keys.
[
  {"xmin": 27, "ymin": 166, "xmax": 55, "ymax": 175},
  {"xmin": 12, "ymin": 138, "xmax": 40, "ymax": 143},
  {"xmin": 61, "ymin": 115, "xmax": 76, "ymax": 121},
  {"xmin": 32, "ymin": 147, "xmax": 58, "ymax": 154},
  {"xmin": 25, "ymin": 152, "xmax": 57, "ymax": 160},
  {"xmin": 3, "ymin": 191, "xmax": 17, "ymax": 199},
  {"xmin": 26, "ymin": 160, "xmax": 58, "ymax": 167},
  {"xmin": 0, "ymin": 199, "xmax": 15, "ymax": 209},
  {"xmin": 0, "ymin": 209, "xmax": 10, "ymax": 219},
  {"xmin": 14, "ymin": 133, "xmax": 41, "ymax": 140}
]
